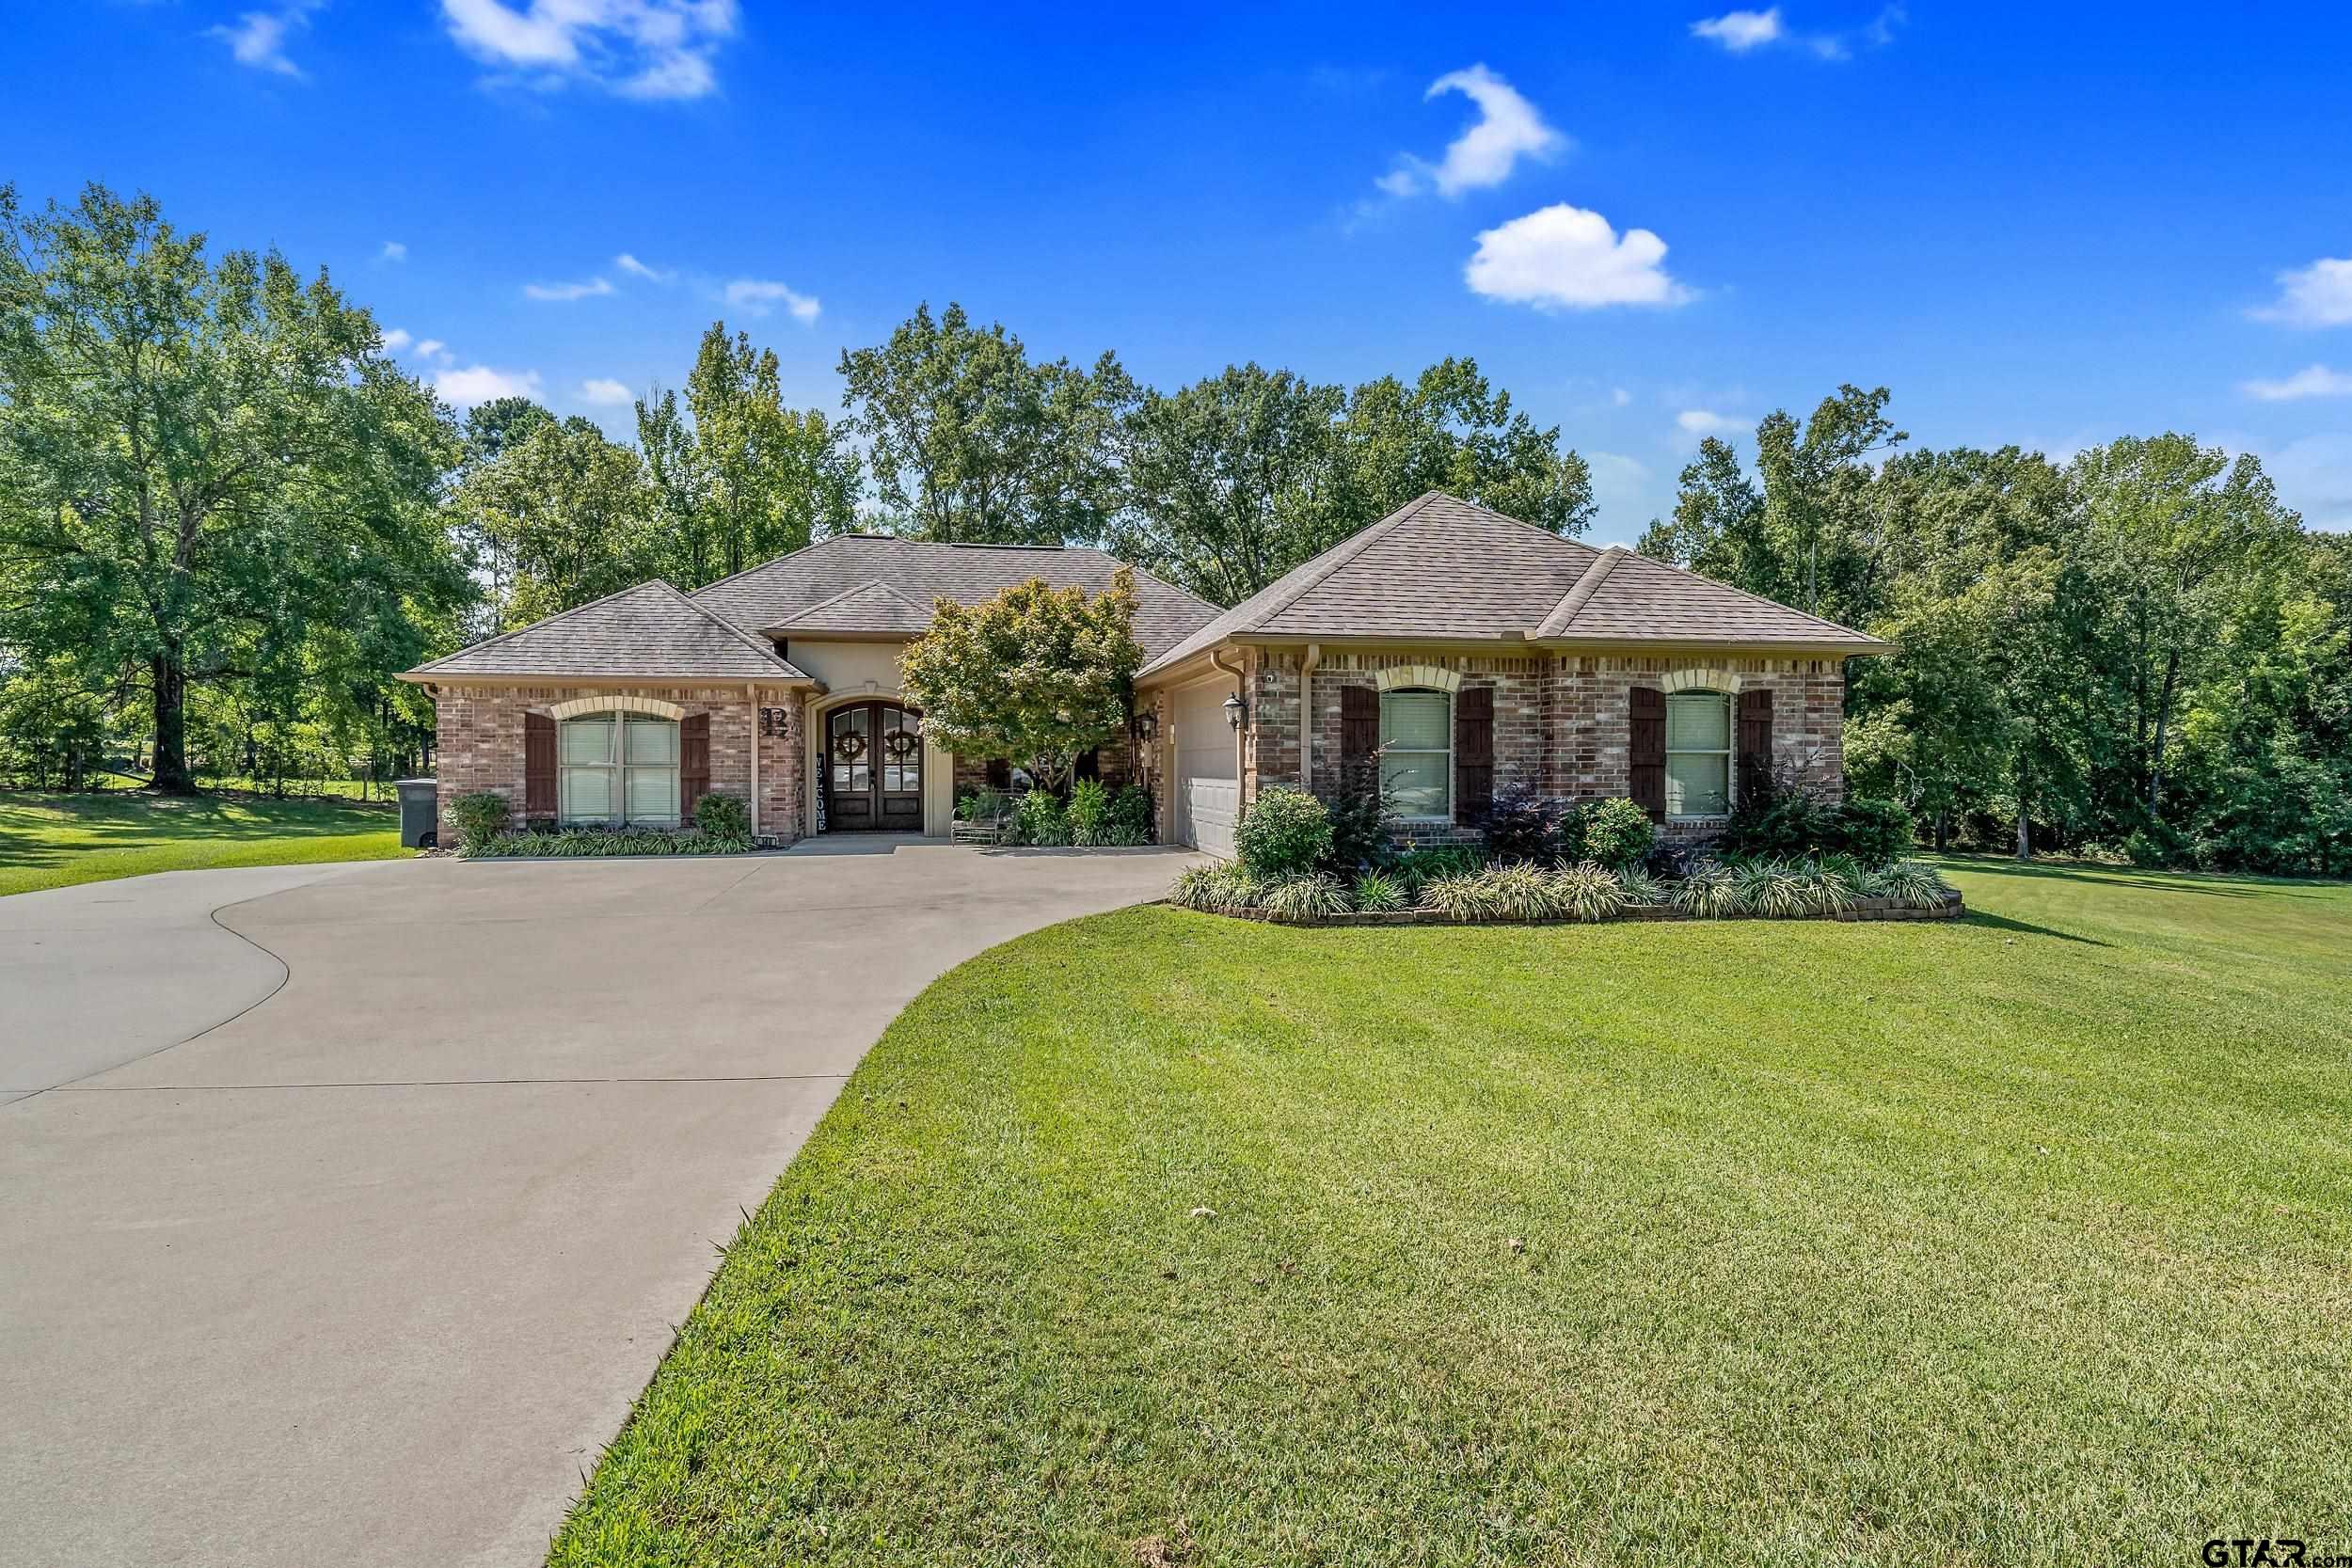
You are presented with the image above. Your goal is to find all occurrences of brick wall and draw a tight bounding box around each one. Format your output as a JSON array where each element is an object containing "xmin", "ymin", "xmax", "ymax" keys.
[
  {"xmin": 1226, "ymin": 647, "xmax": 1849, "ymax": 842},
  {"xmin": 429, "ymin": 684, "xmax": 805, "ymax": 844}
]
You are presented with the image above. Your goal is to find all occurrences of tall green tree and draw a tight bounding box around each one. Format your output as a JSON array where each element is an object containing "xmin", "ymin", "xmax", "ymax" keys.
[
  {"xmin": 0, "ymin": 183, "xmax": 465, "ymax": 792},
  {"xmin": 454, "ymin": 416, "xmax": 656, "ymax": 628},
  {"xmin": 839, "ymin": 302, "xmax": 1128, "ymax": 546},
  {"xmin": 1327, "ymin": 357, "xmax": 1596, "ymax": 545}
]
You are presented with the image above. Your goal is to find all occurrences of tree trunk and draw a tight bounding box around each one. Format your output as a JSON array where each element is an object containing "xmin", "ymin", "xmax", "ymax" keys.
[
  {"xmin": 1933, "ymin": 810, "xmax": 1949, "ymax": 853},
  {"xmin": 2148, "ymin": 647, "xmax": 2180, "ymax": 819},
  {"xmin": 151, "ymin": 654, "xmax": 195, "ymax": 795},
  {"xmin": 2014, "ymin": 759, "xmax": 2032, "ymax": 862}
]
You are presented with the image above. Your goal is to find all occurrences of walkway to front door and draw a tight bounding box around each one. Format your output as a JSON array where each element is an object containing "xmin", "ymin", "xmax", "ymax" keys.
[{"xmin": 825, "ymin": 702, "xmax": 923, "ymax": 832}]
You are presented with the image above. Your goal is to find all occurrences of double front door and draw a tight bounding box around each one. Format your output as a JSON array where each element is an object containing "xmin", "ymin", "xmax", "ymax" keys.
[{"xmin": 826, "ymin": 702, "xmax": 923, "ymax": 832}]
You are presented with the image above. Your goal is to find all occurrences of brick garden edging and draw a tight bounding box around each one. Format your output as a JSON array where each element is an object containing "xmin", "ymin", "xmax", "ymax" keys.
[{"xmin": 1185, "ymin": 889, "xmax": 1964, "ymax": 927}]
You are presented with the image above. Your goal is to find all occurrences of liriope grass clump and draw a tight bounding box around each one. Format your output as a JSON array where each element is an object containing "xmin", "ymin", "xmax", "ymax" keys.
[
  {"xmin": 1553, "ymin": 862, "xmax": 1626, "ymax": 923},
  {"xmin": 1259, "ymin": 872, "xmax": 1352, "ymax": 920}
]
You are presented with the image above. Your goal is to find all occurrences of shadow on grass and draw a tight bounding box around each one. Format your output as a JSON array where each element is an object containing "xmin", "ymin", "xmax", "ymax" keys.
[
  {"xmin": 0, "ymin": 789, "xmax": 395, "ymax": 872},
  {"xmin": 1937, "ymin": 854, "xmax": 2346, "ymax": 900},
  {"xmin": 1961, "ymin": 909, "xmax": 2106, "ymax": 946}
]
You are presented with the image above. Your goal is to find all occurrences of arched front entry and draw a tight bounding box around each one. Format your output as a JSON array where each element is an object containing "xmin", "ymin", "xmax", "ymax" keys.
[{"xmin": 824, "ymin": 701, "xmax": 924, "ymax": 832}]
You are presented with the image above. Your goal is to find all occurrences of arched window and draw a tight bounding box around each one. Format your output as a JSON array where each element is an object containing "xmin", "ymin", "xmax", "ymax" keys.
[
  {"xmin": 560, "ymin": 710, "xmax": 680, "ymax": 826},
  {"xmin": 1664, "ymin": 690, "xmax": 1732, "ymax": 818},
  {"xmin": 1379, "ymin": 687, "xmax": 1452, "ymax": 821}
]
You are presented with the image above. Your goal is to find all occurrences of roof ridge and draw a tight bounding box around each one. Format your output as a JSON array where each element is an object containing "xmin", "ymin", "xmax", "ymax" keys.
[
  {"xmin": 1232, "ymin": 491, "xmax": 1443, "ymax": 635},
  {"xmin": 685, "ymin": 532, "xmax": 846, "ymax": 603},
  {"xmin": 1614, "ymin": 550, "xmax": 1883, "ymax": 643},
  {"xmin": 1431, "ymin": 490, "xmax": 1607, "ymax": 561},
  {"xmin": 411, "ymin": 578, "xmax": 679, "ymax": 674},
  {"xmin": 1535, "ymin": 545, "xmax": 1627, "ymax": 638},
  {"xmin": 654, "ymin": 580, "xmax": 802, "ymax": 671}
]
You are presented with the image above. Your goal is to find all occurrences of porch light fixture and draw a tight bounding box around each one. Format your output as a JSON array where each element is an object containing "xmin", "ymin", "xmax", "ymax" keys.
[
  {"xmin": 1135, "ymin": 710, "xmax": 1157, "ymax": 743},
  {"xmin": 1222, "ymin": 692, "xmax": 1247, "ymax": 730}
]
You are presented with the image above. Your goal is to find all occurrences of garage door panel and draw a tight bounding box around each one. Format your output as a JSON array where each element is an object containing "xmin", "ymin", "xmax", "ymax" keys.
[
  {"xmin": 1184, "ymin": 779, "xmax": 1237, "ymax": 858},
  {"xmin": 1171, "ymin": 680, "xmax": 1239, "ymax": 855}
]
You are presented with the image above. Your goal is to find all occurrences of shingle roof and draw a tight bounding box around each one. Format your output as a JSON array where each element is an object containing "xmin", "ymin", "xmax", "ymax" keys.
[
  {"xmin": 1539, "ymin": 546, "xmax": 1883, "ymax": 645},
  {"xmin": 692, "ymin": 534, "xmax": 1219, "ymax": 659},
  {"xmin": 765, "ymin": 580, "xmax": 935, "ymax": 637},
  {"xmin": 405, "ymin": 580, "xmax": 808, "ymax": 682},
  {"xmin": 1136, "ymin": 491, "xmax": 1883, "ymax": 679}
]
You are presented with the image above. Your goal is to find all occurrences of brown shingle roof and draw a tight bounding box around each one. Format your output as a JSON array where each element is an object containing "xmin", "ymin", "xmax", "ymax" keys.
[
  {"xmin": 764, "ymin": 580, "xmax": 934, "ymax": 637},
  {"xmin": 404, "ymin": 580, "xmax": 808, "ymax": 682},
  {"xmin": 1136, "ymin": 492, "xmax": 1883, "ymax": 679},
  {"xmin": 692, "ymin": 535, "xmax": 1218, "ymax": 658}
]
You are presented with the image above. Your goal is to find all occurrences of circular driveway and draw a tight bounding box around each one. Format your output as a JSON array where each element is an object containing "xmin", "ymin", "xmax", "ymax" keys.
[{"xmin": 0, "ymin": 842, "xmax": 1193, "ymax": 1568}]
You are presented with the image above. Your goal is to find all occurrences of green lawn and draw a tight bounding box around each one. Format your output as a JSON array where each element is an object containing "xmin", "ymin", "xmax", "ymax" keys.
[
  {"xmin": 551, "ymin": 862, "xmax": 2352, "ymax": 1567},
  {"xmin": 0, "ymin": 789, "xmax": 411, "ymax": 896}
]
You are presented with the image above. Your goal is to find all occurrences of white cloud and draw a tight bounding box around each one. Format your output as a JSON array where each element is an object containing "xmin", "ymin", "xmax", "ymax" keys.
[
  {"xmin": 614, "ymin": 251, "xmax": 673, "ymax": 282},
  {"xmin": 1677, "ymin": 409, "xmax": 1748, "ymax": 436},
  {"xmin": 2252, "ymin": 258, "xmax": 2352, "ymax": 328},
  {"xmin": 1378, "ymin": 63, "xmax": 1565, "ymax": 200},
  {"xmin": 579, "ymin": 377, "xmax": 634, "ymax": 405},
  {"xmin": 436, "ymin": 365, "xmax": 545, "ymax": 407},
  {"xmin": 1465, "ymin": 204, "xmax": 1692, "ymax": 310},
  {"xmin": 523, "ymin": 276, "xmax": 615, "ymax": 302},
  {"xmin": 415, "ymin": 339, "xmax": 450, "ymax": 362},
  {"xmin": 1586, "ymin": 450, "xmax": 1651, "ymax": 512},
  {"xmin": 2241, "ymin": 364, "xmax": 2352, "ymax": 402},
  {"xmin": 209, "ymin": 0, "xmax": 321, "ymax": 78},
  {"xmin": 380, "ymin": 240, "xmax": 408, "ymax": 263},
  {"xmin": 1612, "ymin": 387, "xmax": 1633, "ymax": 406},
  {"xmin": 1691, "ymin": 8, "xmax": 1785, "ymax": 51},
  {"xmin": 438, "ymin": 0, "xmax": 739, "ymax": 101},
  {"xmin": 723, "ymin": 278, "xmax": 820, "ymax": 322},
  {"xmin": 381, "ymin": 327, "xmax": 414, "ymax": 352},
  {"xmin": 1692, "ymin": 6, "xmax": 1897, "ymax": 59}
]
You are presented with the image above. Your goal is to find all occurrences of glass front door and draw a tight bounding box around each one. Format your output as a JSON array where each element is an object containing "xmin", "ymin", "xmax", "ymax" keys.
[{"xmin": 826, "ymin": 703, "xmax": 923, "ymax": 832}]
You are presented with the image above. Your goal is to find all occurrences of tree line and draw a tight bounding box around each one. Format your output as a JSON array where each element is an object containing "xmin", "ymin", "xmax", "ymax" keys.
[
  {"xmin": 4, "ymin": 184, "xmax": 2345, "ymax": 875},
  {"xmin": 1641, "ymin": 387, "xmax": 2352, "ymax": 875}
]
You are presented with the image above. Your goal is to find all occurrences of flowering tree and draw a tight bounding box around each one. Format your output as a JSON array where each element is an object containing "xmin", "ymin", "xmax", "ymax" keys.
[{"xmin": 898, "ymin": 570, "xmax": 1142, "ymax": 794}]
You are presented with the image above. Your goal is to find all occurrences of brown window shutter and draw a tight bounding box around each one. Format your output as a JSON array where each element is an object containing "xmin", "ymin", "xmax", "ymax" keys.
[
  {"xmin": 1629, "ymin": 687, "xmax": 1666, "ymax": 824},
  {"xmin": 1341, "ymin": 684, "xmax": 1377, "ymax": 763},
  {"xmin": 680, "ymin": 712, "xmax": 710, "ymax": 811},
  {"xmin": 524, "ymin": 712, "xmax": 556, "ymax": 817},
  {"xmin": 1454, "ymin": 685, "xmax": 1494, "ymax": 826},
  {"xmin": 1738, "ymin": 688, "xmax": 1773, "ymax": 805}
]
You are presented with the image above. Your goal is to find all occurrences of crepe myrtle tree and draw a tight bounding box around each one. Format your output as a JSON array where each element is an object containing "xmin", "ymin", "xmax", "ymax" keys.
[{"xmin": 898, "ymin": 569, "xmax": 1143, "ymax": 796}]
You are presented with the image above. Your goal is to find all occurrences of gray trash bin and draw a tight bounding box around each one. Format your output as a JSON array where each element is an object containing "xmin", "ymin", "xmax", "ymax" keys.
[{"xmin": 394, "ymin": 778, "xmax": 439, "ymax": 849}]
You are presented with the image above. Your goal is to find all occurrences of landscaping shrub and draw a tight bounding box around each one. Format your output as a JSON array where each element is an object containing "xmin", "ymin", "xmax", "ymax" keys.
[
  {"xmin": 1671, "ymin": 862, "xmax": 1751, "ymax": 918},
  {"xmin": 1351, "ymin": 869, "xmax": 1407, "ymax": 911},
  {"xmin": 1235, "ymin": 785, "xmax": 1332, "ymax": 878},
  {"xmin": 1737, "ymin": 859, "xmax": 1814, "ymax": 918},
  {"xmin": 1318, "ymin": 760, "xmax": 1395, "ymax": 875},
  {"xmin": 1615, "ymin": 865, "xmax": 1666, "ymax": 907},
  {"xmin": 692, "ymin": 791, "xmax": 751, "ymax": 842},
  {"xmin": 1723, "ymin": 771, "xmax": 1836, "ymax": 860},
  {"xmin": 469, "ymin": 827, "xmax": 749, "ymax": 858},
  {"xmin": 1579, "ymin": 797, "xmax": 1656, "ymax": 869},
  {"xmin": 955, "ymin": 786, "xmax": 1011, "ymax": 825},
  {"xmin": 1067, "ymin": 778, "xmax": 1110, "ymax": 845},
  {"xmin": 1486, "ymin": 863, "xmax": 1561, "ymax": 920},
  {"xmin": 1418, "ymin": 870, "xmax": 1505, "ymax": 921},
  {"xmin": 1870, "ymin": 861, "xmax": 1956, "ymax": 908},
  {"xmin": 452, "ymin": 791, "xmax": 510, "ymax": 854},
  {"xmin": 1554, "ymin": 861, "xmax": 1627, "ymax": 923},
  {"xmin": 1015, "ymin": 789, "xmax": 1072, "ymax": 846},
  {"xmin": 1835, "ymin": 797, "xmax": 1915, "ymax": 866},
  {"xmin": 1481, "ymin": 787, "xmax": 1556, "ymax": 863},
  {"xmin": 1259, "ymin": 872, "xmax": 1352, "ymax": 920},
  {"xmin": 1105, "ymin": 784, "xmax": 1153, "ymax": 842},
  {"xmin": 1391, "ymin": 846, "xmax": 1484, "ymax": 890}
]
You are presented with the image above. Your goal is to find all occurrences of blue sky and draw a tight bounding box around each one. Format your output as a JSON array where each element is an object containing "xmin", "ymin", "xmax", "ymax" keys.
[{"xmin": 12, "ymin": 2, "xmax": 2352, "ymax": 537}]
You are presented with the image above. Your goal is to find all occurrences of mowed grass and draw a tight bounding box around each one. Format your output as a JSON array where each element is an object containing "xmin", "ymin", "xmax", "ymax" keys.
[
  {"xmin": 0, "ymin": 789, "xmax": 409, "ymax": 896},
  {"xmin": 551, "ymin": 862, "xmax": 2352, "ymax": 1567}
]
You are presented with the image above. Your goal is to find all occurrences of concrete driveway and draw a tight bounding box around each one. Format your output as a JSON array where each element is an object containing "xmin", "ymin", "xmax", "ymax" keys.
[{"xmin": 0, "ymin": 841, "xmax": 1191, "ymax": 1568}]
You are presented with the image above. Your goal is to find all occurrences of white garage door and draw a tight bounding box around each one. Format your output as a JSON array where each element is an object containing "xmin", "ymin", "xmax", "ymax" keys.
[{"xmin": 1171, "ymin": 678, "xmax": 1239, "ymax": 857}]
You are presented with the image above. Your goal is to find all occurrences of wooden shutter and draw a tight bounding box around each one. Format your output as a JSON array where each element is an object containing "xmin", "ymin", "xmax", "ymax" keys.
[
  {"xmin": 1629, "ymin": 687, "xmax": 1666, "ymax": 824},
  {"xmin": 1341, "ymin": 685, "xmax": 1377, "ymax": 764},
  {"xmin": 1454, "ymin": 684, "xmax": 1494, "ymax": 826},
  {"xmin": 1737, "ymin": 688, "xmax": 1773, "ymax": 805},
  {"xmin": 680, "ymin": 713, "xmax": 710, "ymax": 811},
  {"xmin": 524, "ymin": 711, "xmax": 556, "ymax": 817}
]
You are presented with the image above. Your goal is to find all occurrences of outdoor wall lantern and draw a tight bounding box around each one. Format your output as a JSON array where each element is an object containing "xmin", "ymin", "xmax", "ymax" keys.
[
  {"xmin": 1135, "ymin": 710, "xmax": 1158, "ymax": 743},
  {"xmin": 1223, "ymin": 692, "xmax": 1248, "ymax": 730}
]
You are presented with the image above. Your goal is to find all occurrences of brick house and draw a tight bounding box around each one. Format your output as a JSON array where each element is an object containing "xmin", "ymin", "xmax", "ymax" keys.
[{"xmin": 400, "ymin": 493, "xmax": 1883, "ymax": 850}]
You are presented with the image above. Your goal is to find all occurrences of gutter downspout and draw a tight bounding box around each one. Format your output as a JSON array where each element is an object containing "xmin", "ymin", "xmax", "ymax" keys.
[
  {"xmin": 1298, "ymin": 643, "xmax": 1321, "ymax": 793},
  {"xmin": 1210, "ymin": 647, "xmax": 1248, "ymax": 806}
]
